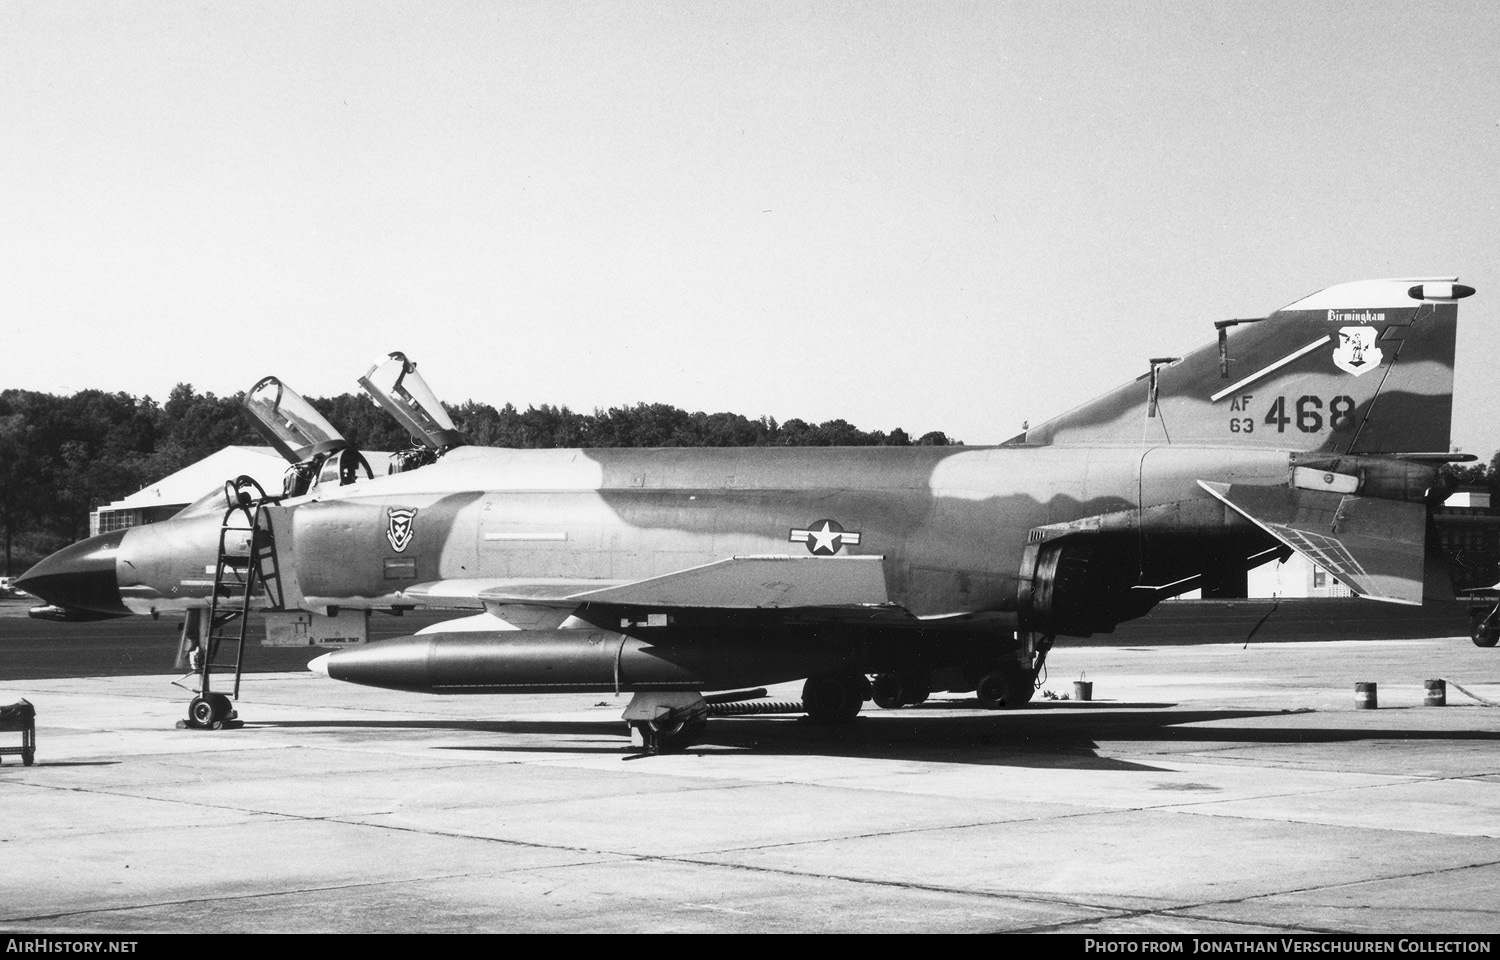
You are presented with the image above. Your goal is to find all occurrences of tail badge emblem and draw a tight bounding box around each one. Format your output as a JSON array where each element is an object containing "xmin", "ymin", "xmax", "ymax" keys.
[{"xmin": 1333, "ymin": 326, "xmax": 1383, "ymax": 377}]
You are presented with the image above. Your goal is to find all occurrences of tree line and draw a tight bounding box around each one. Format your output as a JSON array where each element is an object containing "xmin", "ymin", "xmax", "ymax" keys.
[
  {"xmin": 0, "ymin": 384, "xmax": 956, "ymax": 573},
  {"xmin": 1442, "ymin": 456, "xmax": 1500, "ymax": 498}
]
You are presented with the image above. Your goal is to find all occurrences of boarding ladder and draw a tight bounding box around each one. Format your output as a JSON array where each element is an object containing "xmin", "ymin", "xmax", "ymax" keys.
[{"xmin": 176, "ymin": 476, "xmax": 283, "ymax": 729}]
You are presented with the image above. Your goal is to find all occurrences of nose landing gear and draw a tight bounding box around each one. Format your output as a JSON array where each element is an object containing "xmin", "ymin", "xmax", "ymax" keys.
[{"xmin": 623, "ymin": 691, "xmax": 710, "ymax": 755}]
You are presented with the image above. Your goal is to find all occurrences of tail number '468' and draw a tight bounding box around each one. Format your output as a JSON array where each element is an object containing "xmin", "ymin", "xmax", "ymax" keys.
[{"xmin": 1263, "ymin": 395, "xmax": 1356, "ymax": 433}]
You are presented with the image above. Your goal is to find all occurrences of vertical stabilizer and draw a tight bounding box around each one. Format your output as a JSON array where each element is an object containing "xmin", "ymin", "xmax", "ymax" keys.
[{"xmin": 1021, "ymin": 278, "xmax": 1471, "ymax": 454}]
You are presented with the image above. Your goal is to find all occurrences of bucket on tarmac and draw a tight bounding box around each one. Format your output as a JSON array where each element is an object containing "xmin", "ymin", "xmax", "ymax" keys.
[
  {"xmin": 1354, "ymin": 682, "xmax": 1377, "ymax": 709},
  {"xmin": 1073, "ymin": 680, "xmax": 1093, "ymax": 701},
  {"xmin": 1425, "ymin": 679, "xmax": 1447, "ymax": 706}
]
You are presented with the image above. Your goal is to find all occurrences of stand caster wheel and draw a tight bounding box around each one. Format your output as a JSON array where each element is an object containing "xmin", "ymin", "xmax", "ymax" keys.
[{"xmin": 188, "ymin": 693, "xmax": 234, "ymax": 728}]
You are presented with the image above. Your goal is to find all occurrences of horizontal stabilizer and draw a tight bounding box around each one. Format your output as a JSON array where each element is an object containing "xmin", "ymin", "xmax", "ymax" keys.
[
  {"xmin": 402, "ymin": 556, "xmax": 892, "ymax": 610},
  {"xmin": 1198, "ymin": 481, "xmax": 1427, "ymax": 605}
]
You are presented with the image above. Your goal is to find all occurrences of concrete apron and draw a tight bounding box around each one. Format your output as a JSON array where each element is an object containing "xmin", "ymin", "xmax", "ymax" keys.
[{"xmin": 3, "ymin": 636, "xmax": 1500, "ymax": 933}]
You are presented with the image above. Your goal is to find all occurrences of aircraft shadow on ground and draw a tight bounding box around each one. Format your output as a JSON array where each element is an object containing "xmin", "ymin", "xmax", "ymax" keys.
[
  {"xmin": 720, "ymin": 706, "xmax": 1500, "ymax": 768},
  {"xmin": 259, "ymin": 718, "xmax": 618, "ymax": 736},
  {"xmin": 254, "ymin": 718, "xmax": 674, "ymax": 756},
  {"xmin": 0, "ymin": 760, "xmax": 119, "ymax": 768},
  {"xmin": 252, "ymin": 704, "xmax": 1500, "ymax": 769}
]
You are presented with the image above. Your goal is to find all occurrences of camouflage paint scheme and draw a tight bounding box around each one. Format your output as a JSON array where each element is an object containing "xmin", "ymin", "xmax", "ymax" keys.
[
  {"xmin": 15, "ymin": 278, "xmax": 1474, "ymax": 742},
  {"xmin": 252, "ymin": 443, "xmax": 1274, "ymax": 615},
  {"xmin": 1028, "ymin": 280, "xmax": 1458, "ymax": 454}
]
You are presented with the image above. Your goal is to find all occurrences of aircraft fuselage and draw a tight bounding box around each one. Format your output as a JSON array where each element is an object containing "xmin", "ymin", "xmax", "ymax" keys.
[{"xmin": 90, "ymin": 442, "xmax": 1303, "ymax": 622}]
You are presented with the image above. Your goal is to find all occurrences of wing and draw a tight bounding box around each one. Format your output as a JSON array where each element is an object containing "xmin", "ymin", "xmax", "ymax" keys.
[{"xmin": 400, "ymin": 555, "xmax": 893, "ymax": 610}]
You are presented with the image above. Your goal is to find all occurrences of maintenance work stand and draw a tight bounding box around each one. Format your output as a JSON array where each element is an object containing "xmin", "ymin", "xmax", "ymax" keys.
[{"xmin": 0, "ymin": 699, "xmax": 36, "ymax": 766}]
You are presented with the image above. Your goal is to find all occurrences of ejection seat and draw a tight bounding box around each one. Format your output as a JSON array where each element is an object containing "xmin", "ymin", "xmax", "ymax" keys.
[{"xmin": 311, "ymin": 446, "xmax": 374, "ymax": 491}]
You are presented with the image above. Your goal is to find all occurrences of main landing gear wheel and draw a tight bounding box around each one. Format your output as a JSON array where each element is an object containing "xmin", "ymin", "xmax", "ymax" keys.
[
  {"xmin": 871, "ymin": 672, "xmax": 930, "ymax": 709},
  {"xmin": 630, "ymin": 717, "xmax": 707, "ymax": 755},
  {"xmin": 975, "ymin": 669, "xmax": 1036, "ymax": 710},
  {"xmin": 802, "ymin": 671, "xmax": 871, "ymax": 724},
  {"xmin": 186, "ymin": 693, "xmax": 236, "ymax": 730},
  {"xmin": 1472, "ymin": 611, "xmax": 1499, "ymax": 648}
]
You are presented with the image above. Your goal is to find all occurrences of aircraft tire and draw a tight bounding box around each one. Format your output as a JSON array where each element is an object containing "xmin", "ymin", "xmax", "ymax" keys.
[
  {"xmin": 1471, "ymin": 611, "xmax": 1499, "ymax": 648},
  {"xmin": 872, "ymin": 672, "xmax": 930, "ymax": 708},
  {"xmin": 871, "ymin": 673, "xmax": 906, "ymax": 709},
  {"xmin": 802, "ymin": 671, "xmax": 869, "ymax": 724},
  {"xmin": 975, "ymin": 669, "xmax": 1036, "ymax": 710},
  {"xmin": 904, "ymin": 680, "xmax": 931, "ymax": 706}
]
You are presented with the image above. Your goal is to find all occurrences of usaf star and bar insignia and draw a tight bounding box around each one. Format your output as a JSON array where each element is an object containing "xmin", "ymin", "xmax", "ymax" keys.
[{"xmin": 789, "ymin": 519, "xmax": 862, "ymax": 556}]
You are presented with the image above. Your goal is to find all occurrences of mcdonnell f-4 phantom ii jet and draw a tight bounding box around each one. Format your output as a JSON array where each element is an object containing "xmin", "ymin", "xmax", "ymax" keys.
[{"xmin": 16, "ymin": 277, "xmax": 1477, "ymax": 752}]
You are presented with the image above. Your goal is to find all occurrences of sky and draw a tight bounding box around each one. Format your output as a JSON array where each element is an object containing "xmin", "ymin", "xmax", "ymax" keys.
[{"xmin": 3, "ymin": 1, "xmax": 1498, "ymax": 454}]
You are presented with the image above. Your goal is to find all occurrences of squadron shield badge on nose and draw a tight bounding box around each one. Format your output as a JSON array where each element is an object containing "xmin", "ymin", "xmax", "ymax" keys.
[{"xmin": 386, "ymin": 507, "xmax": 418, "ymax": 553}]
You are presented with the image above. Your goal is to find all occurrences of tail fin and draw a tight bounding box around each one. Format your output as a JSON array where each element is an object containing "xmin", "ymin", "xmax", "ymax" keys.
[{"xmin": 1022, "ymin": 278, "xmax": 1472, "ymax": 454}]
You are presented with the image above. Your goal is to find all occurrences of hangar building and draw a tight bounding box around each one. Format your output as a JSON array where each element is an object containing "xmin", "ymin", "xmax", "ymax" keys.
[{"xmin": 89, "ymin": 446, "xmax": 289, "ymax": 537}]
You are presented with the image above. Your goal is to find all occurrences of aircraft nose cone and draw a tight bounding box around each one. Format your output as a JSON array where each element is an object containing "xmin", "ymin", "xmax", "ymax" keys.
[{"xmin": 14, "ymin": 529, "xmax": 131, "ymax": 615}]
